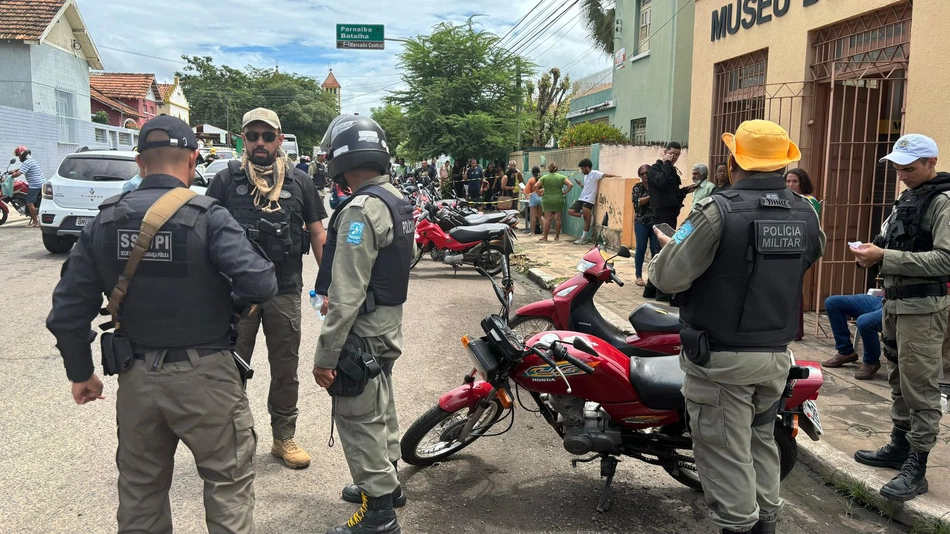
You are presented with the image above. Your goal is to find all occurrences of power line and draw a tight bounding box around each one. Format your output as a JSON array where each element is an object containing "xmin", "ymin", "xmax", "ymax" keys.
[
  {"xmin": 98, "ymin": 45, "xmax": 187, "ymax": 65},
  {"xmin": 497, "ymin": 0, "xmax": 551, "ymax": 45},
  {"xmin": 497, "ymin": 0, "xmax": 562, "ymax": 50},
  {"xmin": 502, "ymin": 0, "xmax": 579, "ymax": 62}
]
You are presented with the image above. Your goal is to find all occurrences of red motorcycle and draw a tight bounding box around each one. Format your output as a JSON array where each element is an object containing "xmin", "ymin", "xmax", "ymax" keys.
[
  {"xmin": 0, "ymin": 161, "xmax": 30, "ymax": 226},
  {"xmin": 511, "ymin": 245, "xmax": 685, "ymax": 357},
  {"xmin": 411, "ymin": 204, "xmax": 517, "ymax": 275},
  {"xmin": 401, "ymin": 267, "xmax": 825, "ymax": 512}
]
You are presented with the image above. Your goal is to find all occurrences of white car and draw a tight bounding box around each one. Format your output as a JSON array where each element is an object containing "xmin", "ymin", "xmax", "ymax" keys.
[{"xmin": 40, "ymin": 150, "xmax": 208, "ymax": 253}]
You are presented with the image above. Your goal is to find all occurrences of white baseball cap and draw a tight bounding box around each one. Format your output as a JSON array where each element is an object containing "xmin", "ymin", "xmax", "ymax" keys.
[{"xmin": 880, "ymin": 134, "xmax": 939, "ymax": 165}]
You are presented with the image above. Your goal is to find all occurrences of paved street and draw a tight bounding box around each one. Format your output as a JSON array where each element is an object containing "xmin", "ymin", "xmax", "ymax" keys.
[{"xmin": 0, "ymin": 221, "xmax": 908, "ymax": 534}]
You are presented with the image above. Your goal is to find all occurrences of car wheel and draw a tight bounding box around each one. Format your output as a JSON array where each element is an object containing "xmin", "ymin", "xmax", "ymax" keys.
[{"xmin": 43, "ymin": 232, "xmax": 77, "ymax": 254}]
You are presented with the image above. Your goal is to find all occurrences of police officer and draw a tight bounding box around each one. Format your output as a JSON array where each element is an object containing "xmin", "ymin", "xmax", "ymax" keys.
[
  {"xmin": 649, "ymin": 120, "xmax": 825, "ymax": 534},
  {"xmin": 46, "ymin": 116, "xmax": 277, "ymax": 533},
  {"xmin": 206, "ymin": 108, "xmax": 328, "ymax": 469},
  {"xmin": 311, "ymin": 149, "xmax": 329, "ymax": 200},
  {"xmin": 851, "ymin": 134, "xmax": 950, "ymax": 502},
  {"xmin": 312, "ymin": 115, "xmax": 413, "ymax": 534}
]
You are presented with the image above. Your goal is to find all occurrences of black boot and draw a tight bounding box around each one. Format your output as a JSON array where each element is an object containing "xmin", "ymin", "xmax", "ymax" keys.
[
  {"xmin": 751, "ymin": 520, "xmax": 776, "ymax": 534},
  {"xmin": 327, "ymin": 493, "xmax": 401, "ymax": 534},
  {"xmin": 642, "ymin": 281, "xmax": 657, "ymax": 299},
  {"xmin": 880, "ymin": 449, "xmax": 929, "ymax": 501},
  {"xmin": 342, "ymin": 461, "xmax": 405, "ymax": 507},
  {"xmin": 342, "ymin": 484, "xmax": 406, "ymax": 508},
  {"xmin": 854, "ymin": 426, "xmax": 910, "ymax": 469}
]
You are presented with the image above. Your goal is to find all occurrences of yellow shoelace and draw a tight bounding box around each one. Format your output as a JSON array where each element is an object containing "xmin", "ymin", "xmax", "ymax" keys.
[{"xmin": 347, "ymin": 493, "xmax": 368, "ymax": 528}]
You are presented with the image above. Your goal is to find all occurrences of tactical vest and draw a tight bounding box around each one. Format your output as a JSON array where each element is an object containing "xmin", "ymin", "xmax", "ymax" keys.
[
  {"xmin": 221, "ymin": 160, "xmax": 309, "ymax": 293},
  {"xmin": 315, "ymin": 183, "xmax": 415, "ymax": 308},
  {"xmin": 877, "ymin": 174, "xmax": 950, "ymax": 257},
  {"xmin": 96, "ymin": 191, "xmax": 233, "ymax": 350},
  {"xmin": 312, "ymin": 162, "xmax": 327, "ymax": 188},
  {"xmin": 678, "ymin": 175, "xmax": 822, "ymax": 349}
]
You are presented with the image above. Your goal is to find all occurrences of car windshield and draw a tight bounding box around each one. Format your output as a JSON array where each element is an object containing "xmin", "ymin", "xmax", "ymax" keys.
[
  {"xmin": 58, "ymin": 157, "xmax": 138, "ymax": 182},
  {"xmin": 204, "ymin": 160, "xmax": 229, "ymax": 177}
]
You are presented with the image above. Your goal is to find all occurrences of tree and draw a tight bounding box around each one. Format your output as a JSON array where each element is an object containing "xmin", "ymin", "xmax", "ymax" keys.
[
  {"xmin": 91, "ymin": 110, "xmax": 110, "ymax": 124},
  {"xmin": 371, "ymin": 103, "xmax": 408, "ymax": 156},
  {"xmin": 387, "ymin": 19, "xmax": 532, "ymax": 162},
  {"xmin": 522, "ymin": 68, "xmax": 571, "ymax": 149},
  {"xmin": 177, "ymin": 56, "xmax": 339, "ymax": 151},
  {"xmin": 581, "ymin": 0, "xmax": 616, "ymax": 56}
]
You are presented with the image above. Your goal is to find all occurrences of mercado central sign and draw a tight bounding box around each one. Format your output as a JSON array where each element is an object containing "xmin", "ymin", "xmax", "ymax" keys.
[{"xmin": 711, "ymin": 0, "xmax": 820, "ymax": 42}]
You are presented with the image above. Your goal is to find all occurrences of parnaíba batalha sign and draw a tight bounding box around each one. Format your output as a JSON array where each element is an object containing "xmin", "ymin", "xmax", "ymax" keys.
[{"xmin": 711, "ymin": 0, "xmax": 819, "ymax": 42}]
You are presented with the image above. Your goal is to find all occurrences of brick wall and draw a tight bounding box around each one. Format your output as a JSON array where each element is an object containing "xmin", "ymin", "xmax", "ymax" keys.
[{"xmin": 0, "ymin": 105, "xmax": 94, "ymax": 179}]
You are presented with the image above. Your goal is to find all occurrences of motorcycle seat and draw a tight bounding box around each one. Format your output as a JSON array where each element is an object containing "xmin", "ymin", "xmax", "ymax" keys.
[
  {"xmin": 628, "ymin": 355, "xmax": 686, "ymax": 411},
  {"xmin": 464, "ymin": 212, "xmax": 508, "ymax": 225},
  {"xmin": 629, "ymin": 303, "xmax": 682, "ymax": 334},
  {"xmin": 449, "ymin": 223, "xmax": 509, "ymax": 244}
]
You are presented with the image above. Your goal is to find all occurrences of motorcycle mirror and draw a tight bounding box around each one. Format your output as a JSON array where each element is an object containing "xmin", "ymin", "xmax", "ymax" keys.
[
  {"xmin": 616, "ymin": 246, "xmax": 631, "ymax": 258},
  {"xmin": 8, "ymin": 158, "xmax": 15, "ymax": 165},
  {"xmin": 571, "ymin": 336, "xmax": 599, "ymax": 357}
]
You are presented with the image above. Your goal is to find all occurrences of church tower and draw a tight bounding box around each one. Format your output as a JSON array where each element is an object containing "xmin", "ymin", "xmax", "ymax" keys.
[{"xmin": 321, "ymin": 70, "xmax": 341, "ymax": 113}]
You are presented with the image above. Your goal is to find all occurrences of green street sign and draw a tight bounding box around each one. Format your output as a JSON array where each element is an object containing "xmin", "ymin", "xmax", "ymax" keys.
[{"xmin": 337, "ymin": 24, "xmax": 385, "ymax": 50}]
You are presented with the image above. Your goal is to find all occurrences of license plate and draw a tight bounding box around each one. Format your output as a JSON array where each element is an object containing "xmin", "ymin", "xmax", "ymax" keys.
[
  {"xmin": 75, "ymin": 217, "xmax": 93, "ymax": 227},
  {"xmin": 802, "ymin": 399, "xmax": 823, "ymax": 435}
]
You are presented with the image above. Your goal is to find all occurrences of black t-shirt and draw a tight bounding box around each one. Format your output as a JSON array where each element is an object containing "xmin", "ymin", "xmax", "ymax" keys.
[
  {"xmin": 206, "ymin": 164, "xmax": 327, "ymax": 294},
  {"xmin": 504, "ymin": 168, "xmax": 521, "ymax": 193},
  {"xmin": 414, "ymin": 167, "xmax": 436, "ymax": 185}
]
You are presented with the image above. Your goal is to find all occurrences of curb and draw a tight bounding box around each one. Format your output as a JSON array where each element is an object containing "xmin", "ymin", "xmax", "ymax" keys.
[
  {"xmin": 797, "ymin": 437, "xmax": 950, "ymax": 529},
  {"xmin": 516, "ymin": 255, "xmax": 950, "ymax": 529}
]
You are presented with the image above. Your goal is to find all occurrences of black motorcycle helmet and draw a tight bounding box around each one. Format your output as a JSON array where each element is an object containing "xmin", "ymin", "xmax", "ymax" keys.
[{"xmin": 319, "ymin": 115, "xmax": 391, "ymax": 188}]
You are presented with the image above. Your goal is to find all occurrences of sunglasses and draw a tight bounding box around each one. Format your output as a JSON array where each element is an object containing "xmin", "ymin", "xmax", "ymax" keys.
[
  {"xmin": 244, "ymin": 131, "xmax": 278, "ymax": 143},
  {"xmin": 638, "ymin": 172, "xmax": 648, "ymax": 177}
]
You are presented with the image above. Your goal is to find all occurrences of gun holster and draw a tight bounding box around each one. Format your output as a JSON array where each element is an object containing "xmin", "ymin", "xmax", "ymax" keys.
[
  {"xmin": 681, "ymin": 328, "xmax": 710, "ymax": 367},
  {"xmin": 328, "ymin": 334, "xmax": 383, "ymax": 397},
  {"xmin": 100, "ymin": 331, "xmax": 134, "ymax": 376}
]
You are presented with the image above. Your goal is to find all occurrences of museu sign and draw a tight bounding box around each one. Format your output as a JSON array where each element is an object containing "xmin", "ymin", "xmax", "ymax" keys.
[{"xmin": 711, "ymin": 0, "xmax": 819, "ymax": 42}]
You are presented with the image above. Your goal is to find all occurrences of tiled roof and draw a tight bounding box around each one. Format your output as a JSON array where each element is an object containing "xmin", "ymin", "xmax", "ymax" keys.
[
  {"xmin": 157, "ymin": 83, "xmax": 173, "ymax": 101},
  {"xmin": 90, "ymin": 87, "xmax": 141, "ymax": 118},
  {"xmin": 0, "ymin": 0, "xmax": 67, "ymax": 40},
  {"xmin": 321, "ymin": 70, "xmax": 341, "ymax": 89},
  {"xmin": 90, "ymin": 72, "xmax": 157, "ymax": 100}
]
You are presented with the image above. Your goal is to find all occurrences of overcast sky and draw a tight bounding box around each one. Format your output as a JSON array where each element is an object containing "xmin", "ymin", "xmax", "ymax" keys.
[{"xmin": 78, "ymin": 0, "xmax": 614, "ymax": 119}]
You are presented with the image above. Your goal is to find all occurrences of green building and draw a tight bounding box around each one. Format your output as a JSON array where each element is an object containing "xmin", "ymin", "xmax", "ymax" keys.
[
  {"xmin": 612, "ymin": 0, "xmax": 695, "ymax": 144},
  {"xmin": 566, "ymin": 68, "xmax": 615, "ymax": 126}
]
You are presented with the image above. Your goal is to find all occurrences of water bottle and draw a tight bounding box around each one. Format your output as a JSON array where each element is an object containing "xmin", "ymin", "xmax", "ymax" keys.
[{"xmin": 309, "ymin": 290, "xmax": 326, "ymax": 321}]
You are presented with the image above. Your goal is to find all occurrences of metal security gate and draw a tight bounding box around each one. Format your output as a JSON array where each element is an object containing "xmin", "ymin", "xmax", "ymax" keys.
[{"xmin": 809, "ymin": 3, "xmax": 912, "ymax": 323}]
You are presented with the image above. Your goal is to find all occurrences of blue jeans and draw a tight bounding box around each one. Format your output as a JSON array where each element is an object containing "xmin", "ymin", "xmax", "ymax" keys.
[
  {"xmin": 634, "ymin": 221, "xmax": 660, "ymax": 278},
  {"xmin": 825, "ymin": 294, "xmax": 883, "ymax": 365}
]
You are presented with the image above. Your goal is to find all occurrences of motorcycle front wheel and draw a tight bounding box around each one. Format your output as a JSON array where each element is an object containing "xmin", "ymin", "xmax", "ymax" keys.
[
  {"xmin": 508, "ymin": 314, "xmax": 557, "ymax": 339},
  {"xmin": 0, "ymin": 205, "xmax": 7, "ymax": 226},
  {"xmin": 475, "ymin": 245, "xmax": 506, "ymax": 276},
  {"xmin": 409, "ymin": 242, "xmax": 429, "ymax": 270},
  {"xmin": 400, "ymin": 399, "xmax": 505, "ymax": 466}
]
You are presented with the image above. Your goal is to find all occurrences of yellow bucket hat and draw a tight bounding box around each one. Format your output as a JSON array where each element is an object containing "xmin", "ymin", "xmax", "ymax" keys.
[{"xmin": 722, "ymin": 120, "xmax": 801, "ymax": 172}]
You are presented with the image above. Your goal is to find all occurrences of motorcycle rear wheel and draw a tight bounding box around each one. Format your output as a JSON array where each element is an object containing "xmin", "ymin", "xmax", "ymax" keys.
[
  {"xmin": 660, "ymin": 420, "xmax": 798, "ymax": 491},
  {"xmin": 508, "ymin": 314, "xmax": 557, "ymax": 340},
  {"xmin": 475, "ymin": 245, "xmax": 505, "ymax": 276},
  {"xmin": 400, "ymin": 399, "xmax": 505, "ymax": 466},
  {"xmin": 0, "ymin": 205, "xmax": 7, "ymax": 226}
]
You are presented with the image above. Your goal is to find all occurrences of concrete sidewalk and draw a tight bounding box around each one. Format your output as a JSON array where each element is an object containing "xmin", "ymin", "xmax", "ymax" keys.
[{"xmin": 512, "ymin": 235, "xmax": 950, "ymax": 530}]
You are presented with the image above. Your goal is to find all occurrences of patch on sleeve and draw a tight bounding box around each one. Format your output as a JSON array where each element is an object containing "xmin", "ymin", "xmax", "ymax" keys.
[
  {"xmin": 672, "ymin": 221, "xmax": 694, "ymax": 245},
  {"xmin": 349, "ymin": 195, "xmax": 368, "ymax": 208},
  {"xmin": 346, "ymin": 221, "xmax": 365, "ymax": 244}
]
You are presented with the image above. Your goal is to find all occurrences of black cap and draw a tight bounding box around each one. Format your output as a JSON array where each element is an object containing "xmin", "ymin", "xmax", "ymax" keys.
[{"xmin": 137, "ymin": 115, "xmax": 198, "ymax": 153}]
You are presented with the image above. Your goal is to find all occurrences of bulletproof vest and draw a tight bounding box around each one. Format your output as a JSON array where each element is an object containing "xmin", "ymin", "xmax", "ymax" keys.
[
  {"xmin": 678, "ymin": 175, "xmax": 822, "ymax": 349},
  {"xmin": 877, "ymin": 174, "xmax": 950, "ymax": 256},
  {"xmin": 312, "ymin": 162, "xmax": 327, "ymax": 188},
  {"xmin": 221, "ymin": 160, "xmax": 308, "ymax": 292},
  {"xmin": 315, "ymin": 183, "xmax": 415, "ymax": 307},
  {"xmin": 96, "ymin": 191, "xmax": 233, "ymax": 350}
]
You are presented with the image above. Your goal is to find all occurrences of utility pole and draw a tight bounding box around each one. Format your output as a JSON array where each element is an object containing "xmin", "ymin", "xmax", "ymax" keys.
[{"xmin": 516, "ymin": 61, "xmax": 522, "ymax": 150}]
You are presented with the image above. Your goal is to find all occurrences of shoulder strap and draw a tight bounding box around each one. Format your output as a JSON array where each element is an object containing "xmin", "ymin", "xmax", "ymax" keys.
[{"xmin": 106, "ymin": 188, "xmax": 199, "ymax": 326}]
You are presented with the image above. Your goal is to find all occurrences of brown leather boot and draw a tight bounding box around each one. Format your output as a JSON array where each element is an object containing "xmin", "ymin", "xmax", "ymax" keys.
[
  {"xmin": 822, "ymin": 352, "xmax": 858, "ymax": 368},
  {"xmin": 854, "ymin": 362, "xmax": 881, "ymax": 380}
]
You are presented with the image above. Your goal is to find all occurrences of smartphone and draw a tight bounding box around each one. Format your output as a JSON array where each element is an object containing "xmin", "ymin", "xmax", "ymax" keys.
[{"xmin": 654, "ymin": 223, "xmax": 676, "ymax": 238}]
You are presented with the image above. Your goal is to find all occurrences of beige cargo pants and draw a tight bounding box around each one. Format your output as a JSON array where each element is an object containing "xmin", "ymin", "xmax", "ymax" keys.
[
  {"xmin": 882, "ymin": 303, "xmax": 948, "ymax": 451},
  {"xmin": 682, "ymin": 351, "xmax": 790, "ymax": 532},
  {"xmin": 116, "ymin": 349, "xmax": 256, "ymax": 534},
  {"xmin": 334, "ymin": 333, "xmax": 401, "ymax": 498},
  {"xmin": 235, "ymin": 292, "xmax": 302, "ymax": 440}
]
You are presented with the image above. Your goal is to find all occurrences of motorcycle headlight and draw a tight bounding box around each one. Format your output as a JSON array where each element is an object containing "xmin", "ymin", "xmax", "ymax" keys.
[{"xmin": 576, "ymin": 260, "xmax": 596, "ymax": 273}]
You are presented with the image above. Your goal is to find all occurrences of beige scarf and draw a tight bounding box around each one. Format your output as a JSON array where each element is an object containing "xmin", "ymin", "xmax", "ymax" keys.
[{"xmin": 242, "ymin": 148, "xmax": 291, "ymax": 213}]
